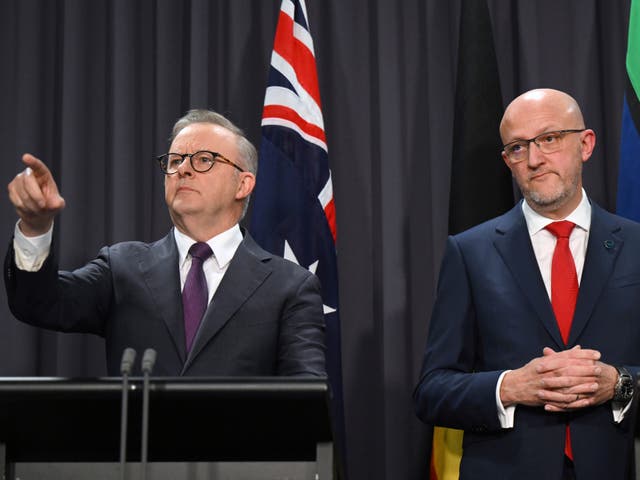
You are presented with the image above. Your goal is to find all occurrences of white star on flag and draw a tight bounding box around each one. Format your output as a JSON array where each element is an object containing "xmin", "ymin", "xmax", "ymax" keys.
[{"xmin": 283, "ymin": 240, "xmax": 336, "ymax": 314}]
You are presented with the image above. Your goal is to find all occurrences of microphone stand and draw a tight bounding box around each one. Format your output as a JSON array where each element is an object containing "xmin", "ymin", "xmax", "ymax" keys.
[
  {"xmin": 119, "ymin": 348, "xmax": 136, "ymax": 480},
  {"xmin": 140, "ymin": 348, "xmax": 157, "ymax": 480}
]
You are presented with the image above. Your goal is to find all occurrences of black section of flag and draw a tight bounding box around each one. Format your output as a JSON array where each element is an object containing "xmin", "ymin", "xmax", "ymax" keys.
[
  {"xmin": 448, "ymin": 0, "xmax": 514, "ymax": 235},
  {"xmin": 626, "ymin": 74, "xmax": 640, "ymax": 132}
]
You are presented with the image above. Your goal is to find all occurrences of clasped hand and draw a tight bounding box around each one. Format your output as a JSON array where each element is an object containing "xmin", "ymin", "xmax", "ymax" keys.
[{"xmin": 500, "ymin": 345, "xmax": 617, "ymax": 411}]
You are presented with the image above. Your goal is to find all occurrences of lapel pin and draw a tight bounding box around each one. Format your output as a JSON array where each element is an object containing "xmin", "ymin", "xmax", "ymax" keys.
[{"xmin": 603, "ymin": 240, "xmax": 615, "ymax": 249}]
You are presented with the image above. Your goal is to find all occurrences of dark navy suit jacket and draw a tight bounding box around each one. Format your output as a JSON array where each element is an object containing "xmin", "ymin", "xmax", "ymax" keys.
[
  {"xmin": 415, "ymin": 201, "xmax": 640, "ymax": 480},
  {"xmin": 4, "ymin": 229, "xmax": 326, "ymax": 377}
]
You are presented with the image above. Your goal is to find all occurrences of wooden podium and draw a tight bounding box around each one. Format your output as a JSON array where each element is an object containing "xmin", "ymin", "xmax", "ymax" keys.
[{"xmin": 0, "ymin": 377, "xmax": 334, "ymax": 479}]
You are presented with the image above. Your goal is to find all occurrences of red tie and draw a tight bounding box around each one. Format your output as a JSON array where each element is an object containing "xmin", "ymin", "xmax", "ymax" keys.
[
  {"xmin": 545, "ymin": 221, "xmax": 578, "ymax": 344},
  {"xmin": 545, "ymin": 220, "xmax": 578, "ymax": 461}
]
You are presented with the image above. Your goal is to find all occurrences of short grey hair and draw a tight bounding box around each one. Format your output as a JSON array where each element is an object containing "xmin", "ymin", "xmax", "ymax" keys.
[
  {"xmin": 170, "ymin": 109, "xmax": 258, "ymax": 218},
  {"xmin": 170, "ymin": 109, "xmax": 258, "ymax": 176}
]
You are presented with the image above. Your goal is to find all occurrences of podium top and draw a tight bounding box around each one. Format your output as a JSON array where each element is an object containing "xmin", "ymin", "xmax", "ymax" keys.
[
  {"xmin": 0, "ymin": 375, "xmax": 329, "ymax": 394},
  {"xmin": 0, "ymin": 377, "xmax": 332, "ymax": 462}
]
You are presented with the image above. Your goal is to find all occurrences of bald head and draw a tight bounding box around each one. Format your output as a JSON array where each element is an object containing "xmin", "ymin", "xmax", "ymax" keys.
[
  {"xmin": 498, "ymin": 88, "xmax": 596, "ymax": 219},
  {"xmin": 500, "ymin": 89, "xmax": 585, "ymax": 144}
]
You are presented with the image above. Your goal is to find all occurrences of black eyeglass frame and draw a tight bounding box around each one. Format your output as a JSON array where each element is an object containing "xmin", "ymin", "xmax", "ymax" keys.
[
  {"xmin": 502, "ymin": 129, "xmax": 586, "ymax": 163},
  {"xmin": 156, "ymin": 150, "xmax": 245, "ymax": 175}
]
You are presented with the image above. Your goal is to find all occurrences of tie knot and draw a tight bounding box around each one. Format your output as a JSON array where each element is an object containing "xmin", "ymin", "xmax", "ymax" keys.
[
  {"xmin": 545, "ymin": 221, "xmax": 576, "ymax": 239},
  {"xmin": 189, "ymin": 242, "xmax": 213, "ymax": 262}
]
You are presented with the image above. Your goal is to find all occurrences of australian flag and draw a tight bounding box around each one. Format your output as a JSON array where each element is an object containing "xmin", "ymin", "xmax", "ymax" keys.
[{"xmin": 250, "ymin": 0, "xmax": 345, "ymax": 470}]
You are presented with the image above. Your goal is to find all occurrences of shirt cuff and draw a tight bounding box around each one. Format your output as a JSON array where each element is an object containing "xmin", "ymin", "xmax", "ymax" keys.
[
  {"xmin": 496, "ymin": 370, "xmax": 515, "ymax": 428},
  {"xmin": 13, "ymin": 220, "xmax": 53, "ymax": 271},
  {"xmin": 612, "ymin": 399, "xmax": 632, "ymax": 423}
]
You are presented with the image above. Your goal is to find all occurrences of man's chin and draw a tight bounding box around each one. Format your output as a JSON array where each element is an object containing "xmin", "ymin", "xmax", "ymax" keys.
[
  {"xmin": 169, "ymin": 200, "xmax": 201, "ymax": 217},
  {"xmin": 524, "ymin": 189, "xmax": 571, "ymax": 213}
]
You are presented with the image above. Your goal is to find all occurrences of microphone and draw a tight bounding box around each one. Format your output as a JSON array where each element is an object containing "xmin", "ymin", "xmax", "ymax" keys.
[
  {"xmin": 119, "ymin": 348, "xmax": 136, "ymax": 480},
  {"xmin": 141, "ymin": 349, "xmax": 157, "ymax": 375},
  {"xmin": 140, "ymin": 348, "xmax": 157, "ymax": 480}
]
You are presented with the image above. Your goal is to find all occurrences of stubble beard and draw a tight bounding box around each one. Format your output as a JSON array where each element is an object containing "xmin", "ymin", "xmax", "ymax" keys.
[{"xmin": 522, "ymin": 170, "xmax": 581, "ymax": 214}]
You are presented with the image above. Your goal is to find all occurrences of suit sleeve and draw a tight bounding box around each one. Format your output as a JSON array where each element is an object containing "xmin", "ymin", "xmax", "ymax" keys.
[
  {"xmin": 276, "ymin": 270, "xmax": 326, "ymax": 377},
  {"xmin": 5, "ymin": 239, "xmax": 113, "ymax": 336},
  {"xmin": 414, "ymin": 235, "xmax": 505, "ymax": 432}
]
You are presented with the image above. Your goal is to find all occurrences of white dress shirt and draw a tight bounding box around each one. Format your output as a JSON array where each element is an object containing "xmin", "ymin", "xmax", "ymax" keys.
[{"xmin": 173, "ymin": 225, "xmax": 243, "ymax": 304}]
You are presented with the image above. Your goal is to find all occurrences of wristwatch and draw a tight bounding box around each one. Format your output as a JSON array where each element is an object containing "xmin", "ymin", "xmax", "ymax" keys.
[{"xmin": 613, "ymin": 366, "xmax": 634, "ymax": 403}]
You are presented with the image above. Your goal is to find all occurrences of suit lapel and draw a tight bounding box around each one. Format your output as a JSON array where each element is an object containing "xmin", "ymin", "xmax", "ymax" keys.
[
  {"xmin": 138, "ymin": 231, "xmax": 187, "ymax": 363},
  {"xmin": 492, "ymin": 204, "xmax": 565, "ymax": 348},
  {"xmin": 568, "ymin": 203, "xmax": 623, "ymax": 344},
  {"xmin": 182, "ymin": 233, "xmax": 273, "ymax": 372}
]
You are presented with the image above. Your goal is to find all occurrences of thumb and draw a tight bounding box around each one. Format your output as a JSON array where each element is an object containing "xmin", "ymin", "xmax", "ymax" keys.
[{"xmin": 47, "ymin": 192, "xmax": 66, "ymax": 211}]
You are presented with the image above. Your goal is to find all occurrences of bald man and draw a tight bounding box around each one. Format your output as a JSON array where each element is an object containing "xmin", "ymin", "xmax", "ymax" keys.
[{"xmin": 414, "ymin": 89, "xmax": 640, "ymax": 480}]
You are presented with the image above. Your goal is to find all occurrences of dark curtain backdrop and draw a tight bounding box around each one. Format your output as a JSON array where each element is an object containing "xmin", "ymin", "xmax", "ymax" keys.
[{"xmin": 0, "ymin": 1, "xmax": 630, "ymax": 479}]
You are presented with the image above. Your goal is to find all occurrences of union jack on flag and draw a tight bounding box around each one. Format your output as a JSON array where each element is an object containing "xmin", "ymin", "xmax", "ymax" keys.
[{"xmin": 250, "ymin": 0, "xmax": 344, "ymax": 455}]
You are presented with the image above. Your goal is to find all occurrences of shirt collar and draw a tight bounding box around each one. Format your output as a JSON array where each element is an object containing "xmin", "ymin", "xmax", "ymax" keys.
[
  {"xmin": 173, "ymin": 224, "xmax": 243, "ymax": 268},
  {"xmin": 522, "ymin": 188, "xmax": 591, "ymax": 235}
]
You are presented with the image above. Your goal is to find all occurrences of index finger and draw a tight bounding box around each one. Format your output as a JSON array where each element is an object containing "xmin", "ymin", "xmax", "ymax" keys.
[
  {"xmin": 544, "ymin": 346, "xmax": 600, "ymax": 360},
  {"xmin": 560, "ymin": 348, "xmax": 601, "ymax": 360},
  {"xmin": 537, "ymin": 356, "xmax": 598, "ymax": 375},
  {"xmin": 21, "ymin": 153, "xmax": 52, "ymax": 179}
]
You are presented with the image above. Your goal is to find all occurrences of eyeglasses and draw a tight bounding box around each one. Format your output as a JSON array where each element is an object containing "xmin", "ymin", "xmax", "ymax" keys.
[
  {"xmin": 156, "ymin": 150, "xmax": 245, "ymax": 175},
  {"xmin": 502, "ymin": 129, "xmax": 586, "ymax": 163}
]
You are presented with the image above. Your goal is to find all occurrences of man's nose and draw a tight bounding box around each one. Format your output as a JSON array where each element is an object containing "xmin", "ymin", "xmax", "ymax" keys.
[
  {"xmin": 526, "ymin": 141, "xmax": 545, "ymax": 167},
  {"xmin": 177, "ymin": 155, "xmax": 194, "ymax": 175}
]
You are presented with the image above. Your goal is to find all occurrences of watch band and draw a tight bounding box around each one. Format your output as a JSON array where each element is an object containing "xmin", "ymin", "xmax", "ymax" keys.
[{"xmin": 613, "ymin": 366, "xmax": 634, "ymax": 403}]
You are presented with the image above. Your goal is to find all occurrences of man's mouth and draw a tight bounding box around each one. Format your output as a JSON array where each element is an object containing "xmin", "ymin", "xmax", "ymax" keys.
[{"xmin": 529, "ymin": 171, "xmax": 554, "ymax": 181}]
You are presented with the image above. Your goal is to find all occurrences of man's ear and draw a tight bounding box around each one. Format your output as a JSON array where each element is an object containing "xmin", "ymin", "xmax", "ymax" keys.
[
  {"xmin": 580, "ymin": 129, "xmax": 596, "ymax": 162},
  {"xmin": 236, "ymin": 172, "xmax": 256, "ymax": 200}
]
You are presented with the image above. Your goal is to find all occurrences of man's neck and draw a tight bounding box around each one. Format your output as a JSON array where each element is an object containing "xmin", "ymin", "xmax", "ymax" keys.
[{"xmin": 172, "ymin": 214, "xmax": 239, "ymax": 242}]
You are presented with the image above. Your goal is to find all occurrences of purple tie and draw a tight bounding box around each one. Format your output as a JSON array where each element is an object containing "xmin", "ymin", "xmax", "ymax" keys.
[{"xmin": 183, "ymin": 242, "xmax": 213, "ymax": 352}]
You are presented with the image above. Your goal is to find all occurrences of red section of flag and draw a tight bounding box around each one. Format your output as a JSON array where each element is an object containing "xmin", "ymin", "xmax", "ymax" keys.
[
  {"xmin": 324, "ymin": 198, "xmax": 337, "ymax": 241},
  {"xmin": 273, "ymin": 10, "xmax": 321, "ymax": 107},
  {"xmin": 263, "ymin": 104, "xmax": 326, "ymax": 144}
]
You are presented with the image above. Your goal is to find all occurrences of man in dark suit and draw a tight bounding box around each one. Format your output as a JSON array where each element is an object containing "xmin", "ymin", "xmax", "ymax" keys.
[
  {"xmin": 414, "ymin": 89, "xmax": 640, "ymax": 479},
  {"xmin": 5, "ymin": 109, "xmax": 325, "ymax": 377}
]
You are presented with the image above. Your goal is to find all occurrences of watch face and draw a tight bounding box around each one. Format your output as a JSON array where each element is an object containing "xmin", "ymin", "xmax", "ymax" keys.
[{"xmin": 615, "ymin": 371, "xmax": 634, "ymax": 402}]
